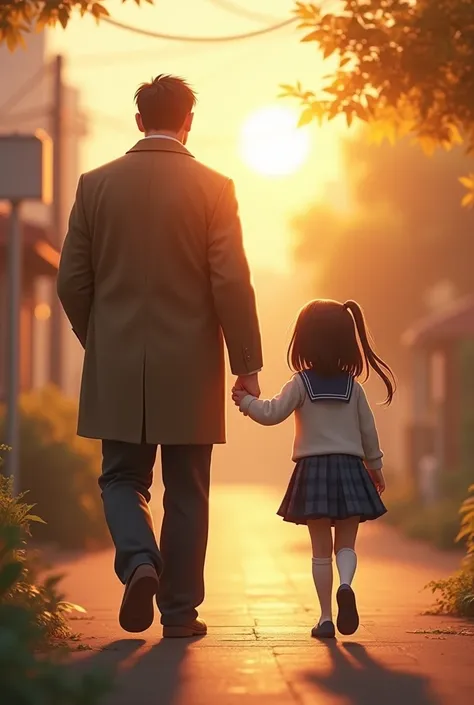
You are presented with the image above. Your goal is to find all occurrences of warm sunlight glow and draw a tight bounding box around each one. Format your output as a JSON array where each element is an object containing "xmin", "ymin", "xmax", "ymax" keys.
[{"xmin": 240, "ymin": 106, "xmax": 311, "ymax": 177}]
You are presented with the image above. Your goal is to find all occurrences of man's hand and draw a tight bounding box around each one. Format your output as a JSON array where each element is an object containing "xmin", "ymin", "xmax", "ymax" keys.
[
  {"xmin": 234, "ymin": 373, "xmax": 261, "ymax": 398},
  {"xmin": 232, "ymin": 388, "xmax": 248, "ymax": 407}
]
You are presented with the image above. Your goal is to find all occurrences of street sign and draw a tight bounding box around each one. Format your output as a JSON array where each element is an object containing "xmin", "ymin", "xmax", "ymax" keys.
[{"xmin": 0, "ymin": 131, "xmax": 52, "ymax": 202}]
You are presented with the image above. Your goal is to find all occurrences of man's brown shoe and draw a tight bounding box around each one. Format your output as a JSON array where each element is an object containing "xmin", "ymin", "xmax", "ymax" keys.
[
  {"xmin": 162, "ymin": 618, "xmax": 207, "ymax": 638},
  {"xmin": 119, "ymin": 564, "xmax": 160, "ymax": 633}
]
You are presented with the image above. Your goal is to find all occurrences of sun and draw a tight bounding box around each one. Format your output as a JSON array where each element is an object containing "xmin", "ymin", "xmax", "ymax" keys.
[{"xmin": 240, "ymin": 105, "xmax": 311, "ymax": 177}]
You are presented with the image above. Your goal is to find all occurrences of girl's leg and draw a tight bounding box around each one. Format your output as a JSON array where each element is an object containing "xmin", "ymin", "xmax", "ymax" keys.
[
  {"xmin": 308, "ymin": 519, "xmax": 333, "ymax": 625},
  {"xmin": 334, "ymin": 516, "xmax": 360, "ymax": 586},
  {"xmin": 334, "ymin": 516, "xmax": 360, "ymax": 635}
]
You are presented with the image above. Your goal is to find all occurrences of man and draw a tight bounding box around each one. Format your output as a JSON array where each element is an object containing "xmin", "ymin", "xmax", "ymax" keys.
[{"xmin": 57, "ymin": 75, "xmax": 262, "ymax": 637}]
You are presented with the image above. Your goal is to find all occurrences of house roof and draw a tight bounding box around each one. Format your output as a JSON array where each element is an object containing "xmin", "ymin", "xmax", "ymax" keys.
[
  {"xmin": 402, "ymin": 295, "xmax": 474, "ymax": 348},
  {"xmin": 0, "ymin": 213, "xmax": 59, "ymax": 275}
]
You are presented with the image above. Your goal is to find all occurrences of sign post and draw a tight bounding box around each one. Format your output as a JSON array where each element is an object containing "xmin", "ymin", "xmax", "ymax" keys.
[
  {"xmin": 0, "ymin": 133, "xmax": 52, "ymax": 493},
  {"xmin": 5, "ymin": 200, "xmax": 22, "ymax": 495}
]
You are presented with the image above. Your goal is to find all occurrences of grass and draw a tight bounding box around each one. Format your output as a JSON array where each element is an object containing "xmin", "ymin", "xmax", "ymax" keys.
[{"xmin": 407, "ymin": 627, "xmax": 474, "ymax": 636}]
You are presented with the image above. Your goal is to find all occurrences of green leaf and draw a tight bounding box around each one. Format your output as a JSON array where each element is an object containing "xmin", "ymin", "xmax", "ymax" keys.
[
  {"xmin": 0, "ymin": 561, "xmax": 23, "ymax": 595},
  {"xmin": 59, "ymin": 601, "xmax": 87, "ymax": 613},
  {"xmin": 25, "ymin": 514, "xmax": 47, "ymax": 525}
]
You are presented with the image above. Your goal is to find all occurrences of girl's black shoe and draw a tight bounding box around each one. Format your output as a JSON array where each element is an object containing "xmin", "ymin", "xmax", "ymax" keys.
[
  {"xmin": 336, "ymin": 584, "xmax": 359, "ymax": 635},
  {"xmin": 311, "ymin": 620, "xmax": 336, "ymax": 639}
]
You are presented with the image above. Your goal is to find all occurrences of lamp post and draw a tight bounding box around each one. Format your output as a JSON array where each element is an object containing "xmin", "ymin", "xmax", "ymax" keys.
[{"xmin": 0, "ymin": 133, "xmax": 52, "ymax": 493}]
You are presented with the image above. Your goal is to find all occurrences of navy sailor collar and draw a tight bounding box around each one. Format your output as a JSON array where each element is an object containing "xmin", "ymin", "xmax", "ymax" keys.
[{"xmin": 299, "ymin": 370, "xmax": 354, "ymax": 403}]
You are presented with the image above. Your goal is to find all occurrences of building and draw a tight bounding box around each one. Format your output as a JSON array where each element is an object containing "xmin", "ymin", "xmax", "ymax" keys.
[
  {"xmin": 0, "ymin": 212, "xmax": 59, "ymax": 397},
  {"xmin": 402, "ymin": 295, "xmax": 474, "ymax": 502},
  {"xmin": 0, "ymin": 32, "xmax": 87, "ymax": 399}
]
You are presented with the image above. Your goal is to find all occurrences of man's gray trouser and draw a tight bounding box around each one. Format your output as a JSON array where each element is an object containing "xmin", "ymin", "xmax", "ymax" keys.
[{"xmin": 100, "ymin": 440, "xmax": 212, "ymax": 625}]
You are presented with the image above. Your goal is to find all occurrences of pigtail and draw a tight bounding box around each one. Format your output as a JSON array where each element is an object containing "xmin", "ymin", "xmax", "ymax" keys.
[{"xmin": 344, "ymin": 300, "xmax": 396, "ymax": 405}]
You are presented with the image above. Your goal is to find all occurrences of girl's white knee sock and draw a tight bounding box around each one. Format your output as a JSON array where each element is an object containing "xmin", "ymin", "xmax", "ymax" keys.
[
  {"xmin": 312, "ymin": 557, "xmax": 333, "ymax": 624},
  {"xmin": 336, "ymin": 548, "xmax": 357, "ymax": 586}
]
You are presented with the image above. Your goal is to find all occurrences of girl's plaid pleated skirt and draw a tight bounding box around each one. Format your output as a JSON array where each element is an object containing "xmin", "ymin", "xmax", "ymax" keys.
[{"xmin": 277, "ymin": 454, "xmax": 387, "ymax": 525}]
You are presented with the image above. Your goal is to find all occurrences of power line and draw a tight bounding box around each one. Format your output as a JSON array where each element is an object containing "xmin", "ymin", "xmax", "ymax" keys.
[
  {"xmin": 0, "ymin": 106, "xmax": 47, "ymax": 123},
  {"xmin": 0, "ymin": 64, "xmax": 50, "ymax": 116},
  {"xmin": 206, "ymin": 0, "xmax": 283, "ymax": 24},
  {"xmin": 101, "ymin": 15, "xmax": 297, "ymax": 42}
]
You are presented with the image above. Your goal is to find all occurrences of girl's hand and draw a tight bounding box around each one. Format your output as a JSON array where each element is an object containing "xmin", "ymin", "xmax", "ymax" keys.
[
  {"xmin": 369, "ymin": 468, "xmax": 386, "ymax": 495},
  {"xmin": 231, "ymin": 387, "xmax": 249, "ymax": 407}
]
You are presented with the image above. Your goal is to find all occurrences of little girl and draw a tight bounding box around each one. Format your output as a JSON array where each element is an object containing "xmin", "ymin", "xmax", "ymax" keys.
[{"xmin": 232, "ymin": 299, "xmax": 395, "ymax": 639}]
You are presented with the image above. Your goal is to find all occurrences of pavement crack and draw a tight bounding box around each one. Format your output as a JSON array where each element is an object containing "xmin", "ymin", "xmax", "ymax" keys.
[{"xmin": 271, "ymin": 645, "xmax": 305, "ymax": 704}]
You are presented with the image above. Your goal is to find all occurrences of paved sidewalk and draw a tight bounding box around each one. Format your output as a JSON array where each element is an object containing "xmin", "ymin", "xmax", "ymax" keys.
[{"xmin": 60, "ymin": 485, "xmax": 473, "ymax": 705}]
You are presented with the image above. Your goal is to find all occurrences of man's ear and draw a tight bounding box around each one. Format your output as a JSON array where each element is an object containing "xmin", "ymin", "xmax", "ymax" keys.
[
  {"xmin": 135, "ymin": 113, "xmax": 145, "ymax": 133},
  {"xmin": 184, "ymin": 112, "xmax": 194, "ymax": 133}
]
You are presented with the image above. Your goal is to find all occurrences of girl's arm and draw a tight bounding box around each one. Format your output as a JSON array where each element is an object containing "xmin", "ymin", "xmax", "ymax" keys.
[
  {"xmin": 238, "ymin": 376, "xmax": 305, "ymax": 426},
  {"xmin": 356, "ymin": 384, "xmax": 384, "ymax": 470}
]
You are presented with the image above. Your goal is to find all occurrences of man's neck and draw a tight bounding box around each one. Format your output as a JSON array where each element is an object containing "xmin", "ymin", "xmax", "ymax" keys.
[{"xmin": 144, "ymin": 129, "xmax": 182, "ymax": 143}]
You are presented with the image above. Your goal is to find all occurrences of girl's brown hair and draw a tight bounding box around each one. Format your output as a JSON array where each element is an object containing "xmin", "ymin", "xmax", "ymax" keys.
[{"xmin": 287, "ymin": 299, "xmax": 396, "ymax": 404}]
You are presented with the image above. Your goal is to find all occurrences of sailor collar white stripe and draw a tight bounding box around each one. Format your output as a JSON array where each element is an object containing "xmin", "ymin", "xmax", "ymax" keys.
[{"xmin": 300, "ymin": 371, "xmax": 354, "ymax": 402}]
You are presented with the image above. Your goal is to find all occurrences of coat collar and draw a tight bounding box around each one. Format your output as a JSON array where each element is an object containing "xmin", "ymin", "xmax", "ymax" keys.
[
  {"xmin": 299, "ymin": 370, "xmax": 354, "ymax": 403},
  {"xmin": 126, "ymin": 138, "xmax": 194, "ymax": 158}
]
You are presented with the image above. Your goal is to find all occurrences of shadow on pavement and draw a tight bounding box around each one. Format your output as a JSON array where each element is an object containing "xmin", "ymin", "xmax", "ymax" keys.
[
  {"xmin": 73, "ymin": 637, "xmax": 201, "ymax": 705},
  {"xmin": 305, "ymin": 641, "xmax": 441, "ymax": 705}
]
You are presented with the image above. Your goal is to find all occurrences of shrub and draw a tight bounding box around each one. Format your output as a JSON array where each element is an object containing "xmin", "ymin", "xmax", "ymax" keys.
[
  {"xmin": 0, "ymin": 471, "xmax": 77, "ymax": 643},
  {"xmin": 427, "ymin": 485, "xmax": 474, "ymax": 617},
  {"xmin": 458, "ymin": 483, "xmax": 474, "ymax": 561},
  {"xmin": 0, "ymin": 447, "xmax": 112, "ymax": 702},
  {"xmin": 427, "ymin": 567, "xmax": 474, "ymax": 618},
  {"xmin": 0, "ymin": 524, "xmax": 111, "ymax": 705},
  {"xmin": 0, "ymin": 386, "xmax": 108, "ymax": 550}
]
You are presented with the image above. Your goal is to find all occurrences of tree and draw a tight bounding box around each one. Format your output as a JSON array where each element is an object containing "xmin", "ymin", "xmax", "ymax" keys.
[
  {"xmin": 292, "ymin": 133, "xmax": 474, "ymax": 380},
  {"xmin": 284, "ymin": 1, "xmax": 474, "ymax": 204},
  {"xmin": 0, "ymin": 0, "xmax": 153, "ymax": 50}
]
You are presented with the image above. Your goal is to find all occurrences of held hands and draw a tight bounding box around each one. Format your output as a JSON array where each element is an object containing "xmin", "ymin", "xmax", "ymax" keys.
[
  {"xmin": 231, "ymin": 372, "xmax": 261, "ymax": 408},
  {"xmin": 232, "ymin": 388, "xmax": 248, "ymax": 406},
  {"xmin": 368, "ymin": 468, "xmax": 386, "ymax": 495}
]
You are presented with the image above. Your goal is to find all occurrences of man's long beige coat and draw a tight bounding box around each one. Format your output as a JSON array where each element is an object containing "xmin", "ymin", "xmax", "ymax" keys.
[{"xmin": 57, "ymin": 138, "xmax": 263, "ymax": 444}]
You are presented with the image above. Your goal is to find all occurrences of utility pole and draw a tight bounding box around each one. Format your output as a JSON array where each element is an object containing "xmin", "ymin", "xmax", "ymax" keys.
[
  {"xmin": 50, "ymin": 54, "xmax": 63, "ymax": 388},
  {"xmin": 5, "ymin": 200, "xmax": 22, "ymax": 495}
]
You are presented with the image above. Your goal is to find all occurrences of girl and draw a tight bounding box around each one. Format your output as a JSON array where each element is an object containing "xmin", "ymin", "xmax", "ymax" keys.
[{"xmin": 232, "ymin": 299, "xmax": 395, "ymax": 639}]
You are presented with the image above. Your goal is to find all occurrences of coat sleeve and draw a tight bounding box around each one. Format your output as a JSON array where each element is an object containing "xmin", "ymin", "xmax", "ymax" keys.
[
  {"xmin": 57, "ymin": 175, "xmax": 94, "ymax": 348},
  {"xmin": 207, "ymin": 178, "xmax": 263, "ymax": 375}
]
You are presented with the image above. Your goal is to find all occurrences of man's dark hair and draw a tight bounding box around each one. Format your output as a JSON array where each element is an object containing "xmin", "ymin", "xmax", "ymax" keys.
[{"xmin": 134, "ymin": 75, "xmax": 197, "ymax": 132}]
